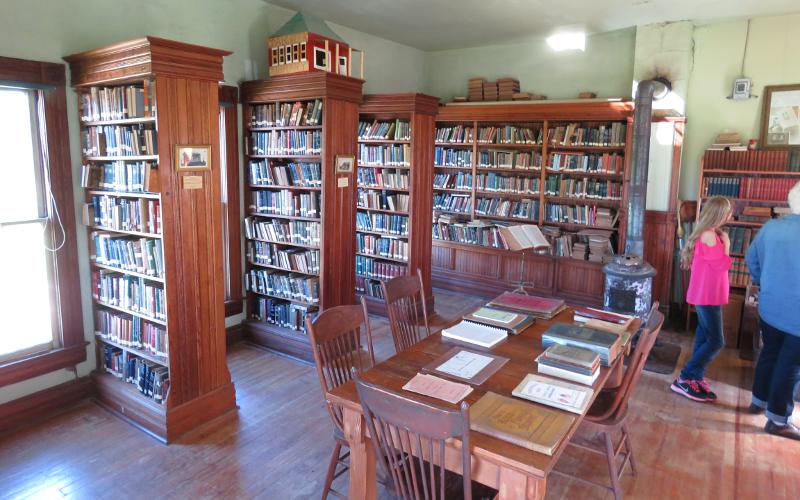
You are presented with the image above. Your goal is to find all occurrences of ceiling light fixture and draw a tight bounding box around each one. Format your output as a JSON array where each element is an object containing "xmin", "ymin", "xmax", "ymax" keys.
[{"xmin": 546, "ymin": 32, "xmax": 586, "ymax": 52}]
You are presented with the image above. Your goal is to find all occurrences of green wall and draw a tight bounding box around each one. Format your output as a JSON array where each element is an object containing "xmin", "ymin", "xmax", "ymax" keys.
[
  {"xmin": 682, "ymin": 14, "xmax": 800, "ymax": 199},
  {"xmin": 424, "ymin": 28, "xmax": 637, "ymax": 101},
  {"xmin": 0, "ymin": 0, "xmax": 426, "ymax": 405}
]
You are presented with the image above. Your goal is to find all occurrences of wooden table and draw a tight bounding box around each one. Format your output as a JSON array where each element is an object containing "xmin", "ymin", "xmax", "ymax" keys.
[{"xmin": 327, "ymin": 308, "xmax": 639, "ymax": 499}]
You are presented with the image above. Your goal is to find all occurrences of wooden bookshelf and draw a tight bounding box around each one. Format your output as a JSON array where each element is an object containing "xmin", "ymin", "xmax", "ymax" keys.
[
  {"xmin": 65, "ymin": 37, "xmax": 237, "ymax": 443},
  {"xmin": 431, "ymin": 101, "xmax": 635, "ymax": 306},
  {"xmin": 356, "ymin": 93, "xmax": 438, "ymax": 314},
  {"xmin": 241, "ymin": 73, "xmax": 363, "ymax": 363}
]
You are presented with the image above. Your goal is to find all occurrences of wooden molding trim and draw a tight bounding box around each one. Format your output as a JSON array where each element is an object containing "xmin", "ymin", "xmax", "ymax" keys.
[
  {"xmin": 0, "ymin": 344, "xmax": 87, "ymax": 388},
  {"xmin": 225, "ymin": 300, "xmax": 244, "ymax": 317},
  {"xmin": 241, "ymin": 72, "xmax": 364, "ymax": 104},
  {"xmin": 0, "ymin": 56, "xmax": 65, "ymax": 86},
  {"xmin": 360, "ymin": 93, "xmax": 440, "ymax": 116},
  {"xmin": 63, "ymin": 36, "xmax": 231, "ymax": 86},
  {"xmin": 0, "ymin": 377, "xmax": 93, "ymax": 436}
]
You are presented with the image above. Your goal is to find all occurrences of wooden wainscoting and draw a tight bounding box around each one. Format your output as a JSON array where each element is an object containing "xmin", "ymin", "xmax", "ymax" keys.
[
  {"xmin": 0, "ymin": 378, "xmax": 94, "ymax": 437},
  {"xmin": 643, "ymin": 210, "xmax": 677, "ymax": 312}
]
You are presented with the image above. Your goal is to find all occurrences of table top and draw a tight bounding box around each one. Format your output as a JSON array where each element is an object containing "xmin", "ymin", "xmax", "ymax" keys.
[{"xmin": 327, "ymin": 307, "xmax": 640, "ymax": 479}]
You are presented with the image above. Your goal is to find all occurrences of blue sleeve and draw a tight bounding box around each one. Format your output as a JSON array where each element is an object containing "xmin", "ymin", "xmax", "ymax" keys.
[{"xmin": 746, "ymin": 226, "xmax": 765, "ymax": 284}]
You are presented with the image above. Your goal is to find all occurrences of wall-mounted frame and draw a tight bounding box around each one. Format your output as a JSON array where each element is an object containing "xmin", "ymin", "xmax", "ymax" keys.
[
  {"xmin": 175, "ymin": 144, "xmax": 211, "ymax": 171},
  {"xmin": 760, "ymin": 84, "xmax": 800, "ymax": 149},
  {"xmin": 335, "ymin": 154, "xmax": 354, "ymax": 173}
]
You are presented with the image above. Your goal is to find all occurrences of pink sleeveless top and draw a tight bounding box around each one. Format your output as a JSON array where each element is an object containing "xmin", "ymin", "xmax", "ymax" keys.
[{"xmin": 686, "ymin": 233, "xmax": 731, "ymax": 306}]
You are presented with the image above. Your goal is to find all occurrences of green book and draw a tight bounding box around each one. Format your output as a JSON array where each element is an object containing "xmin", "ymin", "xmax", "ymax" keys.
[{"xmin": 472, "ymin": 307, "xmax": 518, "ymax": 325}]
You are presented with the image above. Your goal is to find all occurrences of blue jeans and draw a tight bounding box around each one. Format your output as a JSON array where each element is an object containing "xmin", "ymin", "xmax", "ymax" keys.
[
  {"xmin": 751, "ymin": 319, "xmax": 800, "ymax": 425},
  {"xmin": 680, "ymin": 305, "xmax": 725, "ymax": 380}
]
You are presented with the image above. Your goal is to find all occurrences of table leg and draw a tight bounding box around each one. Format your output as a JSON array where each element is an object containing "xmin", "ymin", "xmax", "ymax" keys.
[
  {"xmin": 497, "ymin": 467, "xmax": 546, "ymax": 500},
  {"xmin": 343, "ymin": 406, "xmax": 377, "ymax": 500}
]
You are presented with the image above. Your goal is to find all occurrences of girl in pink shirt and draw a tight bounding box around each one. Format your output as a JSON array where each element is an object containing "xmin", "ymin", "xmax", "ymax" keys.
[{"xmin": 671, "ymin": 197, "xmax": 732, "ymax": 402}]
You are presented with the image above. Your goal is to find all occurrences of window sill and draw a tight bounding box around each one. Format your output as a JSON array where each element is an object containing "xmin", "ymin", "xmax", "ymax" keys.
[{"xmin": 0, "ymin": 343, "xmax": 87, "ymax": 388}]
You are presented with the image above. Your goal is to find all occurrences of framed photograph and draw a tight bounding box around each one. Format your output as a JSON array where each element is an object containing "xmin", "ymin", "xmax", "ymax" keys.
[
  {"xmin": 760, "ymin": 84, "xmax": 800, "ymax": 149},
  {"xmin": 335, "ymin": 155, "xmax": 354, "ymax": 173},
  {"xmin": 175, "ymin": 145, "xmax": 211, "ymax": 171}
]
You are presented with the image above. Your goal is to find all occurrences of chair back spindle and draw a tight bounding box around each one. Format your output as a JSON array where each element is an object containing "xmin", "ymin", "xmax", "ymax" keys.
[{"xmin": 381, "ymin": 268, "xmax": 431, "ymax": 353}]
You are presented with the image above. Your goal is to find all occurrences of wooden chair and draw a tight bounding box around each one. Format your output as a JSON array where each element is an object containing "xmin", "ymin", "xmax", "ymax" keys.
[
  {"xmin": 380, "ymin": 268, "xmax": 431, "ymax": 353},
  {"xmin": 306, "ymin": 298, "xmax": 375, "ymax": 500},
  {"xmin": 552, "ymin": 302, "xmax": 665, "ymax": 500},
  {"xmin": 353, "ymin": 373, "xmax": 475, "ymax": 500}
]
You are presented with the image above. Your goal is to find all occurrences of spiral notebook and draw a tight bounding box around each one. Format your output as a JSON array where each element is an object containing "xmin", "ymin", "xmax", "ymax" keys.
[{"xmin": 441, "ymin": 320, "xmax": 508, "ymax": 349}]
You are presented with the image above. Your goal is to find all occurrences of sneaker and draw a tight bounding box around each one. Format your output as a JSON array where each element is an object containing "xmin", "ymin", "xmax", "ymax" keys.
[
  {"xmin": 746, "ymin": 403, "xmax": 765, "ymax": 414},
  {"xmin": 697, "ymin": 379, "xmax": 718, "ymax": 401},
  {"xmin": 670, "ymin": 378, "xmax": 712, "ymax": 402},
  {"xmin": 765, "ymin": 420, "xmax": 800, "ymax": 441}
]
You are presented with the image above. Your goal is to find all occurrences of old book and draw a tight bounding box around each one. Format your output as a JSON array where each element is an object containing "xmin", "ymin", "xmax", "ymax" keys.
[
  {"xmin": 512, "ymin": 373, "xmax": 594, "ymax": 414},
  {"xmin": 541, "ymin": 323, "xmax": 621, "ymax": 366},
  {"xmin": 464, "ymin": 306, "xmax": 535, "ymax": 334},
  {"xmin": 469, "ymin": 392, "xmax": 574, "ymax": 456},
  {"xmin": 489, "ymin": 292, "xmax": 566, "ymax": 320},
  {"xmin": 402, "ymin": 373, "xmax": 473, "ymax": 404},
  {"xmin": 573, "ymin": 306, "xmax": 633, "ymax": 326},
  {"xmin": 536, "ymin": 360, "xmax": 599, "ymax": 386},
  {"xmin": 584, "ymin": 318, "xmax": 629, "ymax": 335},
  {"xmin": 498, "ymin": 224, "xmax": 550, "ymax": 251},
  {"xmin": 540, "ymin": 344, "xmax": 600, "ymax": 371}
]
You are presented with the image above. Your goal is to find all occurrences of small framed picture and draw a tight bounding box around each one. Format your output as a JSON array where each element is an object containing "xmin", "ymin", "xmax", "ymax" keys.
[
  {"xmin": 175, "ymin": 145, "xmax": 211, "ymax": 171},
  {"xmin": 335, "ymin": 155, "xmax": 355, "ymax": 173},
  {"xmin": 760, "ymin": 84, "xmax": 800, "ymax": 149},
  {"xmin": 314, "ymin": 47, "xmax": 327, "ymax": 70}
]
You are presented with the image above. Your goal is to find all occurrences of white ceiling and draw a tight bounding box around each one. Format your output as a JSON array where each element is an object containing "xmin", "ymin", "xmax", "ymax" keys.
[{"xmin": 265, "ymin": 0, "xmax": 800, "ymax": 50}]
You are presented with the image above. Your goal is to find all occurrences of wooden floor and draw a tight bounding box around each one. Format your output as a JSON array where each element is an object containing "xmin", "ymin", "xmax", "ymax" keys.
[{"xmin": 1, "ymin": 289, "xmax": 798, "ymax": 500}]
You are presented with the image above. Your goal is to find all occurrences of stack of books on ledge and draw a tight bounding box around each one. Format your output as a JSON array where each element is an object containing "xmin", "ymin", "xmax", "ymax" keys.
[{"xmin": 536, "ymin": 344, "xmax": 600, "ymax": 386}]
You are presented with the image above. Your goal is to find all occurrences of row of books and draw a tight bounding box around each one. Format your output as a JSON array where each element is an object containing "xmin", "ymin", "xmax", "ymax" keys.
[
  {"xmin": 355, "ymin": 276, "xmax": 384, "ymax": 299},
  {"xmin": 432, "ymin": 219, "xmax": 507, "ymax": 249},
  {"xmin": 542, "ymin": 227, "xmax": 576, "ymax": 258},
  {"xmin": 357, "ymin": 212, "xmax": 409, "ymax": 236},
  {"xmin": 92, "ymin": 233, "xmax": 164, "ymax": 278},
  {"xmin": 82, "ymin": 124, "xmax": 157, "ymax": 157},
  {"xmin": 86, "ymin": 195, "xmax": 161, "ymax": 234},
  {"xmin": 435, "ymin": 147, "xmax": 472, "ymax": 167},
  {"xmin": 434, "ymin": 172, "xmax": 472, "ymax": 190},
  {"xmin": 93, "ymin": 272, "xmax": 166, "ymax": 321},
  {"xmin": 250, "ymin": 99, "xmax": 322, "ymax": 127},
  {"xmin": 475, "ymin": 198, "xmax": 539, "ymax": 220},
  {"xmin": 736, "ymin": 206, "xmax": 774, "ymax": 223},
  {"xmin": 702, "ymin": 176, "xmax": 795, "ymax": 201},
  {"xmin": 250, "ymin": 130, "xmax": 322, "ymax": 156},
  {"xmin": 248, "ymin": 161, "xmax": 321, "ymax": 187},
  {"xmin": 544, "ymin": 176, "xmax": 623, "ymax": 200},
  {"xmin": 545, "ymin": 204, "xmax": 617, "ymax": 228},
  {"xmin": 356, "ymin": 233, "xmax": 409, "ymax": 261},
  {"xmin": 244, "ymin": 217, "xmax": 320, "ymax": 247},
  {"xmin": 435, "ymin": 125, "xmax": 473, "ymax": 144},
  {"xmin": 358, "ymin": 119, "xmax": 411, "ymax": 141},
  {"xmin": 95, "ymin": 309, "xmax": 168, "ymax": 358},
  {"xmin": 247, "ymin": 241, "xmax": 320, "ymax": 274},
  {"xmin": 477, "ymin": 126, "xmax": 542, "ymax": 145},
  {"xmin": 103, "ymin": 347, "xmax": 169, "ymax": 404},
  {"xmin": 358, "ymin": 191, "xmax": 409, "ymax": 212},
  {"xmin": 478, "ymin": 150, "xmax": 542, "ymax": 170},
  {"xmin": 434, "ymin": 193, "xmax": 471, "ymax": 213},
  {"xmin": 80, "ymin": 161, "xmax": 157, "ymax": 193},
  {"xmin": 245, "ymin": 269, "xmax": 320, "ymax": 304},
  {"xmin": 703, "ymin": 149, "xmax": 798, "ymax": 172},
  {"xmin": 730, "ymin": 257, "xmax": 752, "ymax": 287},
  {"xmin": 355, "ymin": 255, "xmax": 407, "ymax": 281},
  {"xmin": 548, "ymin": 152, "xmax": 624, "ymax": 174},
  {"xmin": 252, "ymin": 297, "xmax": 312, "ymax": 334},
  {"xmin": 358, "ymin": 168, "xmax": 409, "ymax": 190},
  {"xmin": 358, "ymin": 144, "xmax": 411, "ymax": 166},
  {"xmin": 547, "ymin": 123, "xmax": 626, "ymax": 147},
  {"xmin": 722, "ymin": 226, "xmax": 755, "ymax": 255},
  {"xmin": 251, "ymin": 190, "xmax": 320, "ymax": 218},
  {"xmin": 80, "ymin": 85, "xmax": 152, "ymax": 122},
  {"xmin": 477, "ymin": 173, "xmax": 539, "ymax": 194}
]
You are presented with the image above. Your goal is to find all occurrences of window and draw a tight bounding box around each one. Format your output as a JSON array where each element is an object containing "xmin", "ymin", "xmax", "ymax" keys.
[
  {"xmin": 218, "ymin": 85, "xmax": 243, "ymax": 317},
  {"xmin": 0, "ymin": 56, "xmax": 85, "ymax": 387}
]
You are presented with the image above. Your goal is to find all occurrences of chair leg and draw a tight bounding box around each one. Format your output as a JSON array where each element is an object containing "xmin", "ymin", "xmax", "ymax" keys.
[
  {"xmin": 322, "ymin": 442, "xmax": 342, "ymax": 500},
  {"xmin": 622, "ymin": 423, "xmax": 637, "ymax": 477},
  {"xmin": 603, "ymin": 431, "xmax": 623, "ymax": 500}
]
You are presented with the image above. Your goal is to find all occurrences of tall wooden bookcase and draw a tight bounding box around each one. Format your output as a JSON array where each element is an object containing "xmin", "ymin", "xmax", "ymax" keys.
[
  {"xmin": 356, "ymin": 93, "xmax": 438, "ymax": 314},
  {"xmin": 64, "ymin": 37, "xmax": 237, "ymax": 442},
  {"xmin": 431, "ymin": 101, "xmax": 635, "ymax": 306},
  {"xmin": 241, "ymin": 73, "xmax": 363, "ymax": 362}
]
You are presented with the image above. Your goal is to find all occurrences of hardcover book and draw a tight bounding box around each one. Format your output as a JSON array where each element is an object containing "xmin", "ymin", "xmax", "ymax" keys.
[
  {"xmin": 489, "ymin": 292, "xmax": 566, "ymax": 320},
  {"xmin": 541, "ymin": 323, "xmax": 621, "ymax": 366},
  {"xmin": 464, "ymin": 306, "xmax": 535, "ymax": 334},
  {"xmin": 512, "ymin": 373, "xmax": 594, "ymax": 414}
]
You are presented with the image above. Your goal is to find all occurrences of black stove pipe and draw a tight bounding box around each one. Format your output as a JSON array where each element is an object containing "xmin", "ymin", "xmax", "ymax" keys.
[{"xmin": 625, "ymin": 78, "xmax": 671, "ymax": 257}]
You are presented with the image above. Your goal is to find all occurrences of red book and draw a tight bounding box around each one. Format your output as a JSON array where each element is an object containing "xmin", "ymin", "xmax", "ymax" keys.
[
  {"xmin": 489, "ymin": 292, "xmax": 566, "ymax": 319},
  {"xmin": 572, "ymin": 307, "xmax": 632, "ymax": 325}
]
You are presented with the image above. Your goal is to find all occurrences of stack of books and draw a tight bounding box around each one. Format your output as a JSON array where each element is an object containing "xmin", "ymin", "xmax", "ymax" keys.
[
  {"xmin": 468, "ymin": 78, "xmax": 486, "ymax": 101},
  {"xmin": 536, "ymin": 344, "xmax": 601, "ymax": 385},
  {"xmin": 483, "ymin": 81, "xmax": 499, "ymax": 101},
  {"xmin": 571, "ymin": 241, "xmax": 588, "ymax": 260},
  {"xmin": 489, "ymin": 292, "xmax": 566, "ymax": 320},
  {"xmin": 541, "ymin": 323, "xmax": 622, "ymax": 366},
  {"xmin": 463, "ymin": 306, "xmax": 535, "ymax": 334},
  {"xmin": 497, "ymin": 78, "xmax": 520, "ymax": 100},
  {"xmin": 738, "ymin": 206, "xmax": 772, "ymax": 223},
  {"xmin": 582, "ymin": 229, "xmax": 615, "ymax": 263},
  {"xmin": 707, "ymin": 132, "xmax": 746, "ymax": 151}
]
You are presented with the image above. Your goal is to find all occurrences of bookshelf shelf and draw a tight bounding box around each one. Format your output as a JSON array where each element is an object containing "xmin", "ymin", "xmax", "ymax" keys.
[
  {"xmin": 241, "ymin": 73, "xmax": 363, "ymax": 362},
  {"xmin": 360, "ymin": 186, "xmax": 410, "ymax": 192},
  {"xmin": 701, "ymin": 196, "xmax": 789, "ymax": 205},
  {"xmin": 703, "ymin": 169, "xmax": 800, "ymax": 176},
  {"xmin": 355, "ymin": 93, "xmax": 439, "ymax": 314},
  {"xmin": 431, "ymin": 101, "xmax": 637, "ymax": 306},
  {"xmin": 67, "ymin": 37, "xmax": 236, "ymax": 442}
]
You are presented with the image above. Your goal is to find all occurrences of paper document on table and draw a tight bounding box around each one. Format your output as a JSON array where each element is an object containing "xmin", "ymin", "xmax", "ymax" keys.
[
  {"xmin": 402, "ymin": 373, "xmax": 473, "ymax": 404},
  {"xmin": 512, "ymin": 374, "xmax": 593, "ymax": 414},
  {"xmin": 436, "ymin": 350, "xmax": 494, "ymax": 380}
]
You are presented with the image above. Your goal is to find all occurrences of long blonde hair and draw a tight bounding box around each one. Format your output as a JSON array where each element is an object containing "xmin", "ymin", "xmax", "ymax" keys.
[{"xmin": 681, "ymin": 197, "xmax": 731, "ymax": 269}]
